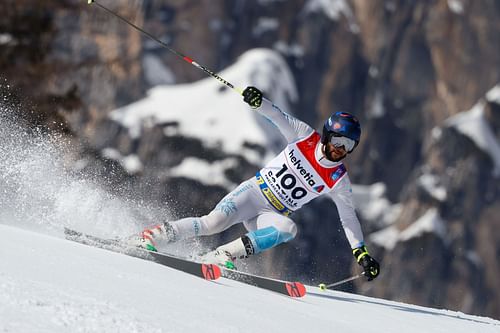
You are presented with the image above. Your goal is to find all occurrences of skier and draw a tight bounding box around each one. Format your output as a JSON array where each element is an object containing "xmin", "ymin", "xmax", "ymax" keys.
[{"xmin": 129, "ymin": 86, "xmax": 380, "ymax": 281}]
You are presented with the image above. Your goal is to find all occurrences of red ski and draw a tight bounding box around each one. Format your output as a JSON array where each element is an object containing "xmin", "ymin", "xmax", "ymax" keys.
[
  {"xmin": 64, "ymin": 228, "xmax": 221, "ymax": 281},
  {"xmin": 221, "ymin": 268, "xmax": 306, "ymax": 298}
]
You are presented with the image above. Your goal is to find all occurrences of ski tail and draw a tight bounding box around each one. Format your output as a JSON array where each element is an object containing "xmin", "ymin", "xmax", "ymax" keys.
[
  {"xmin": 202, "ymin": 264, "xmax": 222, "ymax": 280},
  {"xmin": 221, "ymin": 268, "xmax": 306, "ymax": 298},
  {"xmin": 285, "ymin": 282, "xmax": 307, "ymax": 298},
  {"xmin": 64, "ymin": 228, "xmax": 221, "ymax": 281}
]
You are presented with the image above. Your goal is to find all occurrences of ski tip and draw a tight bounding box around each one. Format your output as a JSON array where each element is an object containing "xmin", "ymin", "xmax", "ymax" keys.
[
  {"xmin": 286, "ymin": 282, "xmax": 306, "ymax": 298},
  {"xmin": 201, "ymin": 264, "xmax": 222, "ymax": 280}
]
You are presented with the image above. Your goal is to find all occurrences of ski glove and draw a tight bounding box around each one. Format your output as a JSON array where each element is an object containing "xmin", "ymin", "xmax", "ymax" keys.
[
  {"xmin": 353, "ymin": 245, "xmax": 380, "ymax": 281},
  {"xmin": 243, "ymin": 86, "xmax": 263, "ymax": 109}
]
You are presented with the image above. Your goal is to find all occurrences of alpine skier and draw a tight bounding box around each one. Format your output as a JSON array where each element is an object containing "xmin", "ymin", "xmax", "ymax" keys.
[{"xmin": 129, "ymin": 86, "xmax": 380, "ymax": 281}]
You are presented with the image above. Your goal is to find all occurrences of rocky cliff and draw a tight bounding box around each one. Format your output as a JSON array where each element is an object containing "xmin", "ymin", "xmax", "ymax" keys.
[{"xmin": 1, "ymin": 0, "xmax": 499, "ymax": 319}]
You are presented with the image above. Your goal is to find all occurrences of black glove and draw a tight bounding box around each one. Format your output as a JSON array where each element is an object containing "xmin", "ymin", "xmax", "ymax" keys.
[
  {"xmin": 353, "ymin": 245, "xmax": 380, "ymax": 281},
  {"xmin": 243, "ymin": 86, "xmax": 263, "ymax": 109}
]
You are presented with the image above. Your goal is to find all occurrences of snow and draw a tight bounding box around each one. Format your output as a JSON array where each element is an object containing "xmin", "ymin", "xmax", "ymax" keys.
[
  {"xmin": 486, "ymin": 84, "xmax": 500, "ymax": 104},
  {"xmin": 1, "ymin": 224, "xmax": 499, "ymax": 333},
  {"xmin": 142, "ymin": 54, "xmax": 176, "ymax": 86},
  {"xmin": 369, "ymin": 90, "xmax": 385, "ymax": 118},
  {"xmin": 122, "ymin": 155, "xmax": 143, "ymax": 174},
  {"xmin": 0, "ymin": 109, "xmax": 163, "ymax": 239},
  {"xmin": 0, "ymin": 33, "xmax": 14, "ymax": 45},
  {"xmin": 370, "ymin": 208, "xmax": 448, "ymax": 250},
  {"xmin": 253, "ymin": 17, "xmax": 280, "ymax": 37},
  {"xmin": 168, "ymin": 157, "xmax": 239, "ymax": 190},
  {"xmin": 273, "ymin": 41, "xmax": 305, "ymax": 58},
  {"xmin": 110, "ymin": 48, "xmax": 298, "ymax": 166},
  {"xmin": 418, "ymin": 173, "xmax": 448, "ymax": 201},
  {"xmin": 466, "ymin": 251, "xmax": 483, "ymax": 268},
  {"xmin": 445, "ymin": 98, "xmax": 500, "ymax": 176},
  {"xmin": 399, "ymin": 208, "xmax": 448, "ymax": 244},
  {"xmin": 368, "ymin": 65, "xmax": 380, "ymax": 78},
  {"xmin": 104, "ymin": 149, "xmax": 143, "ymax": 174},
  {"xmin": 448, "ymin": 0, "xmax": 465, "ymax": 14},
  {"xmin": 302, "ymin": 0, "xmax": 359, "ymax": 33},
  {"xmin": 431, "ymin": 126, "xmax": 443, "ymax": 140},
  {"xmin": 385, "ymin": 1, "xmax": 397, "ymax": 12},
  {"xmin": 102, "ymin": 148, "xmax": 144, "ymax": 174},
  {"xmin": 369, "ymin": 225, "xmax": 400, "ymax": 250},
  {"xmin": 303, "ymin": 0, "xmax": 350, "ymax": 21},
  {"xmin": 351, "ymin": 182, "xmax": 401, "ymax": 227}
]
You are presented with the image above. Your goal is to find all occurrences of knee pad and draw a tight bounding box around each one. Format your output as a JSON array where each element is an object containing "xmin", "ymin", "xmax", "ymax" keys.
[{"xmin": 245, "ymin": 226, "xmax": 294, "ymax": 254}]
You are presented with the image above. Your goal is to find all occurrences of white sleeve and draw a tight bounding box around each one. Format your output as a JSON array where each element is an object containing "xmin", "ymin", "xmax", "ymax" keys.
[
  {"xmin": 256, "ymin": 98, "xmax": 313, "ymax": 143},
  {"xmin": 328, "ymin": 175, "xmax": 365, "ymax": 249}
]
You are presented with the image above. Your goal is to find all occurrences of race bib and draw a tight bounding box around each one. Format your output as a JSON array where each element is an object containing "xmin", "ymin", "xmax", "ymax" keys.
[{"xmin": 258, "ymin": 132, "xmax": 346, "ymax": 211}]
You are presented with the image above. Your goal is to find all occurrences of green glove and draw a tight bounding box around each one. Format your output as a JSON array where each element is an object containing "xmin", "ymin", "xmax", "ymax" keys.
[
  {"xmin": 353, "ymin": 245, "xmax": 380, "ymax": 281},
  {"xmin": 243, "ymin": 86, "xmax": 263, "ymax": 109}
]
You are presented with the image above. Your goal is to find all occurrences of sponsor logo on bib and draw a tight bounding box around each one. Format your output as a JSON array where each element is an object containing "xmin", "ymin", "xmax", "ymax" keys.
[
  {"xmin": 288, "ymin": 149, "xmax": 316, "ymax": 187},
  {"xmin": 313, "ymin": 185, "xmax": 325, "ymax": 193}
]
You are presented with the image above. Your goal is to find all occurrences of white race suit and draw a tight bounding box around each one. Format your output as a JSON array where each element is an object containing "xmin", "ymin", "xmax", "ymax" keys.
[{"xmin": 168, "ymin": 98, "xmax": 365, "ymax": 254}]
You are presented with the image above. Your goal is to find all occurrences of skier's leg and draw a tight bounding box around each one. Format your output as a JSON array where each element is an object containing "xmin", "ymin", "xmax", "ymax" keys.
[
  {"xmin": 241, "ymin": 212, "xmax": 297, "ymax": 255},
  {"xmin": 129, "ymin": 178, "xmax": 262, "ymax": 251},
  {"xmin": 205, "ymin": 212, "xmax": 297, "ymax": 268},
  {"xmin": 128, "ymin": 221, "xmax": 177, "ymax": 251},
  {"xmin": 170, "ymin": 179, "xmax": 262, "ymax": 238}
]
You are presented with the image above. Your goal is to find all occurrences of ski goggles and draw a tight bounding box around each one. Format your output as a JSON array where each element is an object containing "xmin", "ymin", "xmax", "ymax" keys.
[{"xmin": 328, "ymin": 133, "xmax": 356, "ymax": 153}]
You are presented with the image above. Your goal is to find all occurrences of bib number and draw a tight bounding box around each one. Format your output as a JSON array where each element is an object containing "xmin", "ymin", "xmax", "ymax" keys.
[{"xmin": 275, "ymin": 164, "xmax": 307, "ymax": 200}]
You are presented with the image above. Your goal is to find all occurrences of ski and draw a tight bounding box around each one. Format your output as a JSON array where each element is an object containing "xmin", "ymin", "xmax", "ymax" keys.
[
  {"xmin": 64, "ymin": 228, "xmax": 221, "ymax": 281},
  {"xmin": 220, "ymin": 267, "xmax": 306, "ymax": 298},
  {"xmin": 64, "ymin": 228, "xmax": 305, "ymax": 297}
]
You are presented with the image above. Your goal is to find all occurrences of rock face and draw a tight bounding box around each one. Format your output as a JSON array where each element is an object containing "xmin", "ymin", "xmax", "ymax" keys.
[
  {"xmin": 0, "ymin": 1, "xmax": 143, "ymax": 137},
  {"xmin": 1, "ymin": 0, "xmax": 499, "ymax": 319}
]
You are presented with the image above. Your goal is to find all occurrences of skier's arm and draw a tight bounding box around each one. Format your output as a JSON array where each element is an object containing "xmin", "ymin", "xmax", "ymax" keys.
[
  {"xmin": 327, "ymin": 176, "xmax": 365, "ymax": 249},
  {"xmin": 328, "ymin": 176, "xmax": 381, "ymax": 281},
  {"xmin": 242, "ymin": 86, "xmax": 312, "ymax": 143},
  {"xmin": 258, "ymin": 98, "xmax": 313, "ymax": 142}
]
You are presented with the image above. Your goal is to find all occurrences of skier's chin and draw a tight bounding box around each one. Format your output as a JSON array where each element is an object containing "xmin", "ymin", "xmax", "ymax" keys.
[
  {"xmin": 323, "ymin": 144, "xmax": 347, "ymax": 162},
  {"xmin": 327, "ymin": 154, "xmax": 345, "ymax": 162}
]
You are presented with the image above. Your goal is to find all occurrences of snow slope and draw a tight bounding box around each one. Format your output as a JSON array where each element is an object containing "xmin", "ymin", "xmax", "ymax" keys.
[{"xmin": 1, "ymin": 224, "xmax": 498, "ymax": 333}]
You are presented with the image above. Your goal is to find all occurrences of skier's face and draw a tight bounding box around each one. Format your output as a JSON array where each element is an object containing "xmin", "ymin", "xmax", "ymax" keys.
[{"xmin": 324, "ymin": 142, "xmax": 347, "ymax": 162}]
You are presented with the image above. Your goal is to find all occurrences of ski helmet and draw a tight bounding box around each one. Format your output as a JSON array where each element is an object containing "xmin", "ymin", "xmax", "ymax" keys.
[{"xmin": 321, "ymin": 111, "xmax": 361, "ymax": 153}]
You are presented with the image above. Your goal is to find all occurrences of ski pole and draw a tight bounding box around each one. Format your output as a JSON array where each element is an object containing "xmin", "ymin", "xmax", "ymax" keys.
[
  {"xmin": 87, "ymin": 0, "xmax": 243, "ymax": 95},
  {"xmin": 318, "ymin": 272, "xmax": 365, "ymax": 291}
]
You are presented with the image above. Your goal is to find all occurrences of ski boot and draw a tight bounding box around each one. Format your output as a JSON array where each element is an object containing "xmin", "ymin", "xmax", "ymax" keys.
[
  {"xmin": 201, "ymin": 249, "xmax": 237, "ymax": 269},
  {"xmin": 201, "ymin": 237, "xmax": 252, "ymax": 270},
  {"xmin": 127, "ymin": 222, "xmax": 176, "ymax": 252}
]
